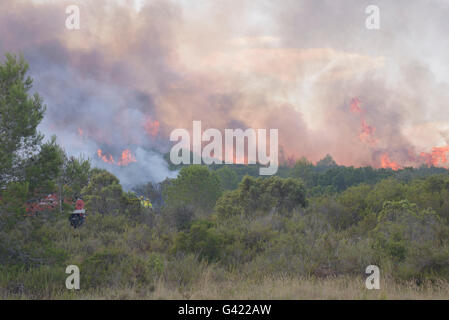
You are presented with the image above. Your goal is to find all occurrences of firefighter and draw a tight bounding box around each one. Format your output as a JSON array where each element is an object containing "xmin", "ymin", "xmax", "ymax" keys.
[
  {"xmin": 144, "ymin": 199, "xmax": 152, "ymax": 209},
  {"xmin": 140, "ymin": 196, "xmax": 152, "ymax": 209},
  {"xmin": 75, "ymin": 198, "xmax": 85, "ymax": 211},
  {"xmin": 69, "ymin": 197, "xmax": 86, "ymax": 228}
]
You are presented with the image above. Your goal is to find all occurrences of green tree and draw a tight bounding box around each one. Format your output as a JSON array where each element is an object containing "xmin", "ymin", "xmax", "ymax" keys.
[
  {"xmin": 291, "ymin": 157, "xmax": 316, "ymax": 187},
  {"xmin": 24, "ymin": 136, "xmax": 64, "ymax": 196},
  {"xmin": 316, "ymin": 154, "xmax": 338, "ymax": 170},
  {"xmin": 215, "ymin": 175, "xmax": 307, "ymax": 217},
  {"xmin": 0, "ymin": 181, "xmax": 29, "ymax": 227},
  {"xmin": 62, "ymin": 154, "xmax": 91, "ymax": 198},
  {"xmin": 239, "ymin": 176, "xmax": 306, "ymax": 215},
  {"xmin": 373, "ymin": 200, "xmax": 443, "ymax": 262},
  {"xmin": 82, "ymin": 169, "xmax": 125, "ymax": 215},
  {"xmin": 215, "ymin": 165, "xmax": 239, "ymax": 190},
  {"xmin": 163, "ymin": 165, "xmax": 221, "ymax": 212},
  {"xmin": 0, "ymin": 54, "xmax": 46, "ymax": 185}
]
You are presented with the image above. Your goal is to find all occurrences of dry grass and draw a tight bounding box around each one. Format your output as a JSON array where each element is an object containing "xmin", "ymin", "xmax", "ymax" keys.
[{"xmin": 74, "ymin": 274, "xmax": 449, "ymax": 300}]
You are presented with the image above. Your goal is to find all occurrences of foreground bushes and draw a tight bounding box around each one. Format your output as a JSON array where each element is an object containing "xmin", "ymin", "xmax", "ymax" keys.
[{"xmin": 1, "ymin": 170, "xmax": 449, "ymax": 298}]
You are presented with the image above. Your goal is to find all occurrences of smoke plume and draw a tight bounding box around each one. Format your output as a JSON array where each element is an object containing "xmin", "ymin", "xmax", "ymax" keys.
[{"xmin": 1, "ymin": 0, "xmax": 449, "ymax": 185}]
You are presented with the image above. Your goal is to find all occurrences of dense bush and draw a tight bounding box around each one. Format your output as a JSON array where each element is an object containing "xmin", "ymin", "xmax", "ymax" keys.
[
  {"xmin": 172, "ymin": 220, "xmax": 224, "ymax": 262},
  {"xmin": 163, "ymin": 165, "xmax": 222, "ymax": 213},
  {"xmin": 215, "ymin": 176, "xmax": 306, "ymax": 217}
]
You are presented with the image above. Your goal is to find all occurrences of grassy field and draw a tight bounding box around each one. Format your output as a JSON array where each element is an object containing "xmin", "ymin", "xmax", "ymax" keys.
[
  {"xmin": 4, "ymin": 273, "xmax": 448, "ymax": 300},
  {"xmin": 78, "ymin": 277, "xmax": 449, "ymax": 300}
]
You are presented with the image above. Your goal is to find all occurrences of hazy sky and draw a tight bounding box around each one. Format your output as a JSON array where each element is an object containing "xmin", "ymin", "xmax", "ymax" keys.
[{"xmin": 1, "ymin": 0, "xmax": 449, "ymax": 178}]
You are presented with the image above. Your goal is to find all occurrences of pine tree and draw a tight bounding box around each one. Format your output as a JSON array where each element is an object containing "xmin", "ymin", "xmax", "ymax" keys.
[{"xmin": 0, "ymin": 53, "xmax": 46, "ymax": 186}]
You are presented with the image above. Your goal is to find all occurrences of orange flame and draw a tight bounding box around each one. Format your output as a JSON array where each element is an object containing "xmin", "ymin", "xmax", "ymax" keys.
[
  {"xmin": 97, "ymin": 149, "xmax": 137, "ymax": 166},
  {"xmin": 419, "ymin": 146, "xmax": 449, "ymax": 166},
  {"xmin": 350, "ymin": 97, "xmax": 362, "ymax": 113},
  {"xmin": 350, "ymin": 98, "xmax": 378, "ymax": 146},
  {"xmin": 97, "ymin": 149, "xmax": 115, "ymax": 164},
  {"xmin": 144, "ymin": 118, "xmax": 160, "ymax": 137},
  {"xmin": 380, "ymin": 153, "xmax": 401, "ymax": 171},
  {"xmin": 359, "ymin": 119, "xmax": 378, "ymax": 146},
  {"xmin": 117, "ymin": 149, "xmax": 137, "ymax": 166}
]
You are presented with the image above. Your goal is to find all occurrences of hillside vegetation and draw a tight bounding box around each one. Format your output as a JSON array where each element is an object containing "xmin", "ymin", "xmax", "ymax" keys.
[{"xmin": 1, "ymin": 54, "xmax": 449, "ymax": 299}]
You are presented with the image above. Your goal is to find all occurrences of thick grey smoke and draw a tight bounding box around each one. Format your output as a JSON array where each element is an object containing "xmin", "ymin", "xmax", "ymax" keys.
[
  {"xmin": 0, "ymin": 0, "xmax": 180, "ymax": 187},
  {"xmin": 1, "ymin": 0, "xmax": 449, "ymax": 174}
]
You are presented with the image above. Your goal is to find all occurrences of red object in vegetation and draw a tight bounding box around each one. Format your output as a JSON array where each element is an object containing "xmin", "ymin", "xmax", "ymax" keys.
[
  {"xmin": 24, "ymin": 193, "xmax": 74, "ymax": 216},
  {"xmin": 75, "ymin": 199, "xmax": 85, "ymax": 210}
]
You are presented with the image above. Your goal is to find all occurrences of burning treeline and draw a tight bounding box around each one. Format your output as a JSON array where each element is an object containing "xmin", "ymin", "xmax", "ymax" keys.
[
  {"xmin": 91, "ymin": 97, "xmax": 449, "ymax": 172},
  {"xmin": 89, "ymin": 97, "xmax": 449, "ymax": 170},
  {"xmin": 349, "ymin": 98, "xmax": 449, "ymax": 171}
]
